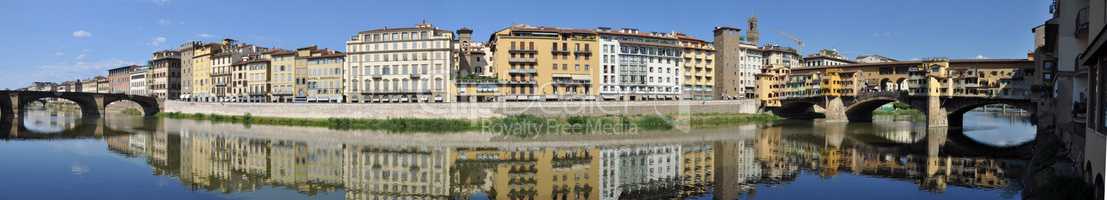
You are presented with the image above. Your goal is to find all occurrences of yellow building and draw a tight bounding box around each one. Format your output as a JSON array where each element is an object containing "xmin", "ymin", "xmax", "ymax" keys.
[
  {"xmin": 677, "ymin": 33, "xmax": 716, "ymax": 100},
  {"xmin": 756, "ymin": 67, "xmax": 790, "ymax": 107},
  {"xmin": 489, "ymin": 24, "xmax": 600, "ymax": 101},
  {"xmin": 265, "ymin": 49, "xmax": 298, "ymax": 102},
  {"xmin": 229, "ymin": 57, "xmax": 270, "ymax": 102},
  {"xmin": 296, "ymin": 46, "xmax": 345, "ymax": 103},
  {"xmin": 190, "ymin": 43, "xmax": 219, "ymax": 101}
]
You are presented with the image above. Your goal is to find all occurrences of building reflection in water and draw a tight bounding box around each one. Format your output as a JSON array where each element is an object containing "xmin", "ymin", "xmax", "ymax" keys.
[{"xmin": 98, "ymin": 120, "xmax": 1023, "ymax": 200}]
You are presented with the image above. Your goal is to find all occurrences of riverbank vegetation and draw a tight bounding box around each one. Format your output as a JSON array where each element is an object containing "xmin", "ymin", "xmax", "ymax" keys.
[
  {"xmin": 872, "ymin": 102, "xmax": 925, "ymax": 120},
  {"xmin": 119, "ymin": 108, "xmax": 143, "ymax": 116},
  {"xmin": 157, "ymin": 112, "xmax": 781, "ymax": 136}
]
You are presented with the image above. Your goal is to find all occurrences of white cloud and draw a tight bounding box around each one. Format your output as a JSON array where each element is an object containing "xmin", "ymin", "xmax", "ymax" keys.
[
  {"xmin": 149, "ymin": 36, "xmax": 167, "ymax": 46},
  {"xmin": 975, "ymin": 54, "xmax": 989, "ymax": 59},
  {"xmin": 152, "ymin": 0, "xmax": 170, "ymax": 6},
  {"xmin": 54, "ymin": 52, "xmax": 65, "ymax": 56},
  {"xmin": 871, "ymin": 32, "xmax": 895, "ymax": 38},
  {"xmin": 158, "ymin": 19, "xmax": 171, "ymax": 26},
  {"xmin": 72, "ymin": 30, "xmax": 92, "ymax": 38},
  {"xmin": 75, "ymin": 53, "xmax": 87, "ymax": 60},
  {"xmin": 197, "ymin": 33, "xmax": 213, "ymax": 38}
]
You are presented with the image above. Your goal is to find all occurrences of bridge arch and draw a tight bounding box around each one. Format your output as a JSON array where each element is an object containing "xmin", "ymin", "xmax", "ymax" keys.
[
  {"xmin": 844, "ymin": 98, "xmax": 921, "ymax": 122},
  {"xmin": 17, "ymin": 94, "xmax": 101, "ymax": 117},
  {"xmin": 945, "ymin": 100, "xmax": 1035, "ymax": 128},
  {"xmin": 880, "ymin": 78, "xmax": 892, "ymax": 91},
  {"xmin": 103, "ymin": 97, "xmax": 160, "ymax": 116},
  {"xmin": 772, "ymin": 100, "xmax": 823, "ymax": 120}
]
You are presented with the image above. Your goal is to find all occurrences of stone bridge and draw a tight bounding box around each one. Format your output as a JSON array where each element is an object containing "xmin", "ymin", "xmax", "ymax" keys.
[
  {"xmin": 761, "ymin": 58, "xmax": 1037, "ymax": 127},
  {"xmin": 774, "ymin": 91, "xmax": 1035, "ymax": 127},
  {"xmin": 0, "ymin": 90, "xmax": 162, "ymax": 119}
]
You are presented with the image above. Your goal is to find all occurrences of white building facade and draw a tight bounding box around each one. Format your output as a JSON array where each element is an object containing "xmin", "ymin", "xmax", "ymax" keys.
[
  {"xmin": 737, "ymin": 42, "xmax": 764, "ymax": 99},
  {"xmin": 129, "ymin": 67, "xmax": 149, "ymax": 96},
  {"xmin": 598, "ymin": 28, "xmax": 683, "ymax": 101},
  {"xmin": 344, "ymin": 22, "xmax": 455, "ymax": 103}
]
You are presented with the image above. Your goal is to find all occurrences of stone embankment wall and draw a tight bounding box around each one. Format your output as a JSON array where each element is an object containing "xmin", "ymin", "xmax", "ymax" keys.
[{"xmin": 163, "ymin": 100, "xmax": 761, "ymax": 119}]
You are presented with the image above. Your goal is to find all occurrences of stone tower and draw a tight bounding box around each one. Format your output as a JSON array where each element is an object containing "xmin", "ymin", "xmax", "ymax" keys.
[{"xmin": 747, "ymin": 16, "xmax": 760, "ymax": 45}]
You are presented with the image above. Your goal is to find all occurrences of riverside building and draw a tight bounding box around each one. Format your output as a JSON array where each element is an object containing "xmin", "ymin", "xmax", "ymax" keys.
[
  {"xmin": 489, "ymin": 24, "xmax": 600, "ymax": 101},
  {"xmin": 177, "ymin": 41, "xmax": 203, "ymax": 100},
  {"xmin": 344, "ymin": 22, "xmax": 455, "ymax": 103},
  {"xmin": 188, "ymin": 39, "xmax": 267, "ymax": 102},
  {"xmin": 148, "ymin": 50, "xmax": 181, "ymax": 100},
  {"xmin": 129, "ymin": 66, "xmax": 149, "ymax": 96},
  {"xmin": 108, "ymin": 65, "xmax": 140, "ymax": 94},
  {"xmin": 597, "ymin": 27, "xmax": 683, "ymax": 101},
  {"xmin": 714, "ymin": 26, "xmax": 766, "ymax": 99},
  {"xmin": 803, "ymin": 49, "xmax": 854, "ymax": 68},
  {"xmin": 229, "ymin": 56, "xmax": 270, "ymax": 102},
  {"xmin": 678, "ymin": 33, "xmax": 716, "ymax": 100},
  {"xmin": 211, "ymin": 41, "xmax": 269, "ymax": 102},
  {"xmin": 301, "ymin": 46, "xmax": 345, "ymax": 103},
  {"xmin": 264, "ymin": 49, "xmax": 298, "ymax": 102},
  {"xmin": 454, "ymin": 27, "xmax": 499, "ymax": 102}
]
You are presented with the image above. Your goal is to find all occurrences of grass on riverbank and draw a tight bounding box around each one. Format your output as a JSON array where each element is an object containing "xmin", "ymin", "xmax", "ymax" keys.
[
  {"xmin": 120, "ymin": 108, "xmax": 143, "ymax": 116},
  {"xmin": 689, "ymin": 112, "xmax": 782, "ymax": 128},
  {"xmin": 158, "ymin": 112, "xmax": 476, "ymax": 132},
  {"xmin": 158, "ymin": 112, "xmax": 782, "ymax": 136}
]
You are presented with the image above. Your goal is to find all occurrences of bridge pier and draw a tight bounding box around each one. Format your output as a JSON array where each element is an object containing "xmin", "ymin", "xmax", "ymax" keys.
[
  {"xmin": 825, "ymin": 97, "xmax": 849, "ymax": 123},
  {"xmin": 947, "ymin": 114, "xmax": 964, "ymax": 128},
  {"xmin": 2, "ymin": 93, "xmax": 18, "ymax": 119},
  {"xmin": 6, "ymin": 115, "xmax": 18, "ymax": 138},
  {"xmin": 94, "ymin": 96, "xmax": 106, "ymax": 118},
  {"xmin": 927, "ymin": 96, "xmax": 949, "ymax": 128}
]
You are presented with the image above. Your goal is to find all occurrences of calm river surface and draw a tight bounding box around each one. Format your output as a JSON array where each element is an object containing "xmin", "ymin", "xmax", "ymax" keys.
[{"xmin": 0, "ymin": 108, "xmax": 1035, "ymax": 200}]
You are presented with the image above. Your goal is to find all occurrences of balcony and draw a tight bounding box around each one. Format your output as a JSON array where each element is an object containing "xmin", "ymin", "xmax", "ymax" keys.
[
  {"xmin": 409, "ymin": 73, "xmax": 422, "ymax": 79},
  {"xmin": 509, "ymin": 48, "xmax": 537, "ymax": 53},
  {"xmin": 508, "ymin": 68, "xmax": 537, "ymax": 74},
  {"xmin": 508, "ymin": 57, "xmax": 537, "ymax": 63},
  {"xmin": 507, "ymin": 80, "xmax": 536, "ymax": 85},
  {"xmin": 551, "ymin": 49, "xmax": 570, "ymax": 54},
  {"xmin": 552, "ymin": 79, "xmax": 590, "ymax": 85}
]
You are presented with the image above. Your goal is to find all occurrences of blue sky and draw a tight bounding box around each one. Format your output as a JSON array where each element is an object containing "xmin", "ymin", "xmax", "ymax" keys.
[{"xmin": 0, "ymin": 0, "xmax": 1051, "ymax": 89}]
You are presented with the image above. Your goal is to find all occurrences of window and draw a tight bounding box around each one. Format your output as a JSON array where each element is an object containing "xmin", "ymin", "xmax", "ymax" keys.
[
  {"xmin": 435, "ymin": 78, "xmax": 444, "ymax": 91},
  {"xmin": 1099, "ymin": 60, "xmax": 1107, "ymax": 132}
]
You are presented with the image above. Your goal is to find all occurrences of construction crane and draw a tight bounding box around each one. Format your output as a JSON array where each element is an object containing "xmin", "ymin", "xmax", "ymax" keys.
[{"xmin": 778, "ymin": 31, "xmax": 804, "ymax": 50}]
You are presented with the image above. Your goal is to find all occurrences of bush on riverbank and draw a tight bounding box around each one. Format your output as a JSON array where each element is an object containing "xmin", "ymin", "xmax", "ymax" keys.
[
  {"xmin": 120, "ymin": 108, "xmax": 143, "ymax": 116},
  {"xmin": 689, "ymin": 112, "xmax": 781, "ymax": 128},
  {"xmin": 158, "ymin": 112, "xmax": 781, "ymax": 136}
]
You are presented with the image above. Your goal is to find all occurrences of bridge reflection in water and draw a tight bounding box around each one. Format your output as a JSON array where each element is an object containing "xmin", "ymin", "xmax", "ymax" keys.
[{"xmin": 1, "ymin": 114, "xmax": 1026, "ymax": 200}]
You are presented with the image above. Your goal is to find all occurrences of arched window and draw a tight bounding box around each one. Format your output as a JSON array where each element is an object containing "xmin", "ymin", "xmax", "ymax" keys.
[
  {"xmin": 383, "ymin": 80, "xmax": 391, "ymax": 92},
  {"xmin": 402, "ymin": 79, "xmax": 410, "ymax": 92},
  {"xmin": 435, "ymin": 78, "xmax": 444, "ymax": 91},
  {"xmin": 420, "ymin": 79, "xmax": 428, "ymax": 92}
]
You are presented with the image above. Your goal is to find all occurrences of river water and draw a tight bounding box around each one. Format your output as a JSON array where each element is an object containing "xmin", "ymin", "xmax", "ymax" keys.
[{"xmin": 0, "ymin": 108, "xmax": 1036, "ymax": 200}]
